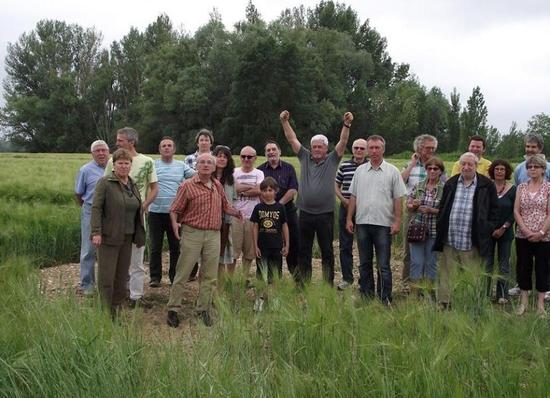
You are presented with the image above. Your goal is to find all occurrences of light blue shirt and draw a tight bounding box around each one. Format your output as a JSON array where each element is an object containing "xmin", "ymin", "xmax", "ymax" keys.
[
  {"xmin": 149, "ymin": 159, "xmax": 195, "ymax": 213},
  {"xmin": 75, "ymin": 161, "xmax": 106, "ymax": 205},
  {"xmin": 514, "ymin": 160, "xmax": 550, "ymax": 185}
]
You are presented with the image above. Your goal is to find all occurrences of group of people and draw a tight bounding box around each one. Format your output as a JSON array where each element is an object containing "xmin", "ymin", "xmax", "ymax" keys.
[{"xmin": 74, "ymin": 112, "xmax": 550, "ymax": 326}]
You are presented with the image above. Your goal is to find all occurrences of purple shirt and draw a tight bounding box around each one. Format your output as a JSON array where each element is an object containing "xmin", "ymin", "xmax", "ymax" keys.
[{"xmin": 258, "ymin": 160, "xmax": 299, "ymax": 211}]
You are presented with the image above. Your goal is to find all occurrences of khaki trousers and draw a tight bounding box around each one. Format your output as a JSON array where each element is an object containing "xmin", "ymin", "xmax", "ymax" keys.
[
  {"xmin": 168, "ymin": 225, "xmax": 220, "ymax": 312},
  {"xmin": 437, "ymin": 245, "xmax": 482, "ymax": 304}
]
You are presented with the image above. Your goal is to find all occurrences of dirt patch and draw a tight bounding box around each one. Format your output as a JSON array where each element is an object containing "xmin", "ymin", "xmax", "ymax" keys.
[{"xmin": 40, "ymin": 240, "xmax": 406, "ymax": 339}]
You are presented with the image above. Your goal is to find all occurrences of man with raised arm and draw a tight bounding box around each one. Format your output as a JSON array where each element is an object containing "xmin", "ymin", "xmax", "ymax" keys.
[{"xmin": 279, "ymin": 109, "xmax": 353, "ymax": 285}]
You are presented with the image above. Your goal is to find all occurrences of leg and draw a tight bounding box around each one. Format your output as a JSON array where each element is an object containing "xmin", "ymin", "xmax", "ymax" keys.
[
  {"xmin": 285, "ymin": 209, "xmax": 300, "ymax": 279},
  {"xmin": 437, "ymin": 245, "xmax": 454, "ymax": 305},
  {"xmin": 147, "ymin": 212, "xmax": 164, "ymax": 284},
  {"xmin": 495, "ymin": 239, "xmax": 512, "ymax": 300},
  {"xmin": 516, "ymin": 238, "xmax": 534, "ymax": 292},
  {"xmin": 196, "ymin": 230, "xmax": 221, "ymax": 313},
  {"xmin": 230, "ymin": 220, "xmax": 245, "ymax": 275},
  {"xmin": 372, "ymin": 225, "xmax": 392, "ymax": 303},
  {"xmin": 241, "ymin": 219, "xmax": 256, "ymax": 278},
  {"xmin": 401, "ymin": 211, "xmax": 412, "ymax": 282},
  {"xmin": 167, "ymin": 226, "xmax": 204, "ymax": 312},
  {"xmin": 409, "ymin": 242, "xmax": 425, "ymax": 282},
  {"xmin": 164, "ymin": 213, "xmax": 181, "ymax": 284},
  {"xmin": 485, "ymin": 239, "xmax": 497, "ymax": 298},
  {"xmin": 97, "ymin": 243, "xmax": 120, "ymax": 308},
  {"xmin": 316, "ymin": 212, "xmax": 335, "ymax": 285},
  {"xmin": 533, "ymin": 242, "xmax": 550, "ymax": 294},
  {"xmin": 113, "ymin": 235, "xmax": 133, "ymax": 307},
  {"xmin": 128, "ymin": 244, "xmax": 146, "ymax": 300},
  {"xmin": 356, "ymin": 225, "xmax": 375, "ymax": 298},
  {"xmin": 298, "ymin": 211, "xmax": 316, "ymax": 284},
  {"xmin": 424, "ymin": 236, "xmax": 438, "ymax": 282},
  {"xmin": 79, "ymin": 204, "xmax": 96, "ymax": 293},
  {"xmin": 338, "ymin": 204, "xmax": 354, "ymax": 284}
]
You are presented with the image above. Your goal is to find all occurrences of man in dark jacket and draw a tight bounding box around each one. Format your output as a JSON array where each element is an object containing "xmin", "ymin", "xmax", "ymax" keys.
[{"xmin": 433, "ymin": 152, "xmax": 498, "ymax": 308}]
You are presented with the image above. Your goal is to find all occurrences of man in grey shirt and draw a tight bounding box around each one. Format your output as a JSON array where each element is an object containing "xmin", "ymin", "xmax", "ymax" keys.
[{"xmin": 280, "ymin": 109, "xmax": 353, "ymax": 285}]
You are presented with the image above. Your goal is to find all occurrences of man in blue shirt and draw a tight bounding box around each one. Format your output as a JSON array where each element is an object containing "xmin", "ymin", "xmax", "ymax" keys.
[
  {"xmin": 149, "ymin": 137, "xmax": 195, "ymax": 287},
  {"xmin": 513, "ymin": 133, "xmax": 550, "ymax": 184},
  {"xmin": 75, "ymin": 140, "xmax": 110, "ymax": 295}
]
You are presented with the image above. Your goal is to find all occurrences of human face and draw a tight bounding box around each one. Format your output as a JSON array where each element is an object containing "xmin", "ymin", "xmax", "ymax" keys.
[
  {"xmin": 196, "ymin": 156, "xmax": 216, "ymax": 176},
  {"xmin": 159, "ymin": 139, "xmax": 175, "ymax": 160},
  {"xmin": 116, "ymin": 134, "xmax": 132, "ymax": 150},
  {"xmin": 525, "ymin": 141, "xmax": 541, "ymax": 156},
  {"xmin": 468, "ymin": 140, "xmax": 485, "ymax": 157},
  {"xmin": 460, "ymin": 157, "xmax": 477, "ymax": 180},
  {"xmin": 113, "ymin": 158, "xmax": 132, "ymax": 179},
  {"xmin": 311, "ymin": 140, "xmax": 328, "ymax": 161},
  {"xmin": 216, "ymin": 152, "xmax": 228, "ymax": 169},
  {"xmin": 197, "ymin": 135, "xmax": 212, "ymax": 152},
  {"xmin": 367, "ymin": 139, "xmax": 385, "ymax": 164},
  {"xmin": 493, "ymin": 165, "xmax": 507, "ymax": 182},
  {"xmin": 265, "ymin": 143, "xmax": 281, "ymax": 164},
  {"xmin": 261, "ymin": 187, "xmax": 277, "ymax": 203},
  {"xmin": 352, "ymin": 139, "xmax": 367, "ymax": 162},
  {"xmin": 426, "ymin": 165, "xmax": 442, "ymax": 182},
  {"xmin": 419, "ymin": 140, "xmax": 436, "ymax": 162},
  {"xmin": 91, "ymin": 145, "xmax": 109, "ymax": 166},
  {"xmin": 527, "ymin": 163, "xmax": 545, "ymax": 179},
  {"xmin": 240, "ymin": 149, "xmax": 256, "ymax": 171}
]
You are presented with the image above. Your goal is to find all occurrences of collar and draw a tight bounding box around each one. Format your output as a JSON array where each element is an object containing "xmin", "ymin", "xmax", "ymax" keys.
[
  {"xmin": 458, "ymin": 173, "xmax": 477, "ymax": 188},
  {"xmin": 366, "ymin": 160, "xmax": 385, "ymax": 171}
]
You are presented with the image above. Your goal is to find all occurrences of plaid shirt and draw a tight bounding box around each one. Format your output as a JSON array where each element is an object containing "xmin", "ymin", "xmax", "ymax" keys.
[
  {"xmin": 447, "ymin": 175, "xmax": 477, "ymax": 250},
  {"xmin": 408, "ymin": 179, "xmax": 443, "ymax": 237},
  {"xmin": 404, "ymin": 161, "xmax": 427, "ymax": 195}
]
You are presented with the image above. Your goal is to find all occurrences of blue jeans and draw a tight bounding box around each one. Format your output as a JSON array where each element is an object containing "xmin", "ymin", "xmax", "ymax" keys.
[
  {"xmin": 409, "ymin": 236, "xmax": 437, "ymax": 281},
  {"xmin": 79, "ymin": 203, "xmax": 96, "ymax": 292},
  {"xmin": 338, "ymin": 203, "xmax": 354, "ymax": 283},
  {"xmin": 487, "ymin": 238, "xmax": 512, "ymax": 299},
  {"xmin": 356, "ymin": 224, "xmax": 392, "ymax": 302}
]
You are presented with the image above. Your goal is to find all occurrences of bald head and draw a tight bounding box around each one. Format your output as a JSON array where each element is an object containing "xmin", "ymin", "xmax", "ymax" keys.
[
  {"xmin": 351, "ymin": 139, "xmax": 367, "ymax": 163},
  {"xmin": 239, "ymin": 146, "xmax": 257, "ymax": 171}
]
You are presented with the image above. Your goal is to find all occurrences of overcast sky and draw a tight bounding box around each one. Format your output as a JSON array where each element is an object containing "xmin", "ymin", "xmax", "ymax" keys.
[{"xmin": 1, "ymin": 0, "xmax": 549, "ymax": 133}]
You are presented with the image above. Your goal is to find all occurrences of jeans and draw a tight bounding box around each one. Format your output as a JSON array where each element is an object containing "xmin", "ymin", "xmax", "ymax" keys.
[
  {"xmin": 356, "ymin": 224, "xmax": 392, "ymax": 302},
  {"xmin": 298, "ymin": 210, "xmax": 335, "ymax": 285},
  {"xmin": 148, "ymin": 212, "xmax": 179, "ymax": 283},
  {"xmin": 79, "ymin": 203, "xmax": 96, "ymax": 292},
  {"xmin": 486, "ymin": 237, "xmax": 512, "ymax": 299},
  {"xmin": 409, "ymin": 236, "xmax": 437, "ymax": 281},
  {"xmin": 338, "ymin": 203, "xmax": 354, "ymax": 283}
]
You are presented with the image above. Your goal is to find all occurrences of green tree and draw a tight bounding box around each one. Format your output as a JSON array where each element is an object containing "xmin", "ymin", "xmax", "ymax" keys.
[
  {"xmin": 460, "ymin": 86, "xmax": 488, "ymax": 150},
  {"xmin": 448, "ymin": 88, "xmax": 461, "ymax": 151},
  {"xmin": 495, "ymin": 122, "xmax": 524, "ymax": 159}
]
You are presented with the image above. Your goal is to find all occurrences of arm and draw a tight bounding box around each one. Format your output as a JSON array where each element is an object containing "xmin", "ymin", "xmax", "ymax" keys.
[
  {"xmin": 280, "ymin": 165, "xmax": 298, "ymax": 205},
  {"xmin": 335, "ymin": 182, "xmax": 349, "ymax": 208},
  {"xmin": 142, "ymin": 182, "xmax": 159, "ymax": 211},
  {"xmin": 334, "ymin": 112, "xmax": 353, "ymax": 157},
  {"xmin": 252, "ymin": 222, "xmax": 261, "ymax": 258},
  {"xmin": 514, "ymin": 185, "xmax": 535, "ymax": 239},
  {"xmin": 239, "ymin": 184, "xmax": 262, "ymax": 197},
  {"xmin": 90, "ymin": 179, "xmax": 106, "ymax": 247},
  {"xmin": 401, "ymin": 153, "xmax": 419, "ymax": 183},
  {"xmin": 279, "ymin": 188, "xmax": 297, "ymax": 205},
  {"xmin": 346, "ymin": 195, "xmax": 356, "ymax": 234},
  {"xmin": 279, "ymin": 110, "xmax": 301, "ymax": 154},
  {"xmin": 281, "ymin": 223, "xmax": 289, "ymax": 256},
  {"xmin": 170, "ymin": 211, "xmax": 181, "ymax": 241},
  {"xmin": 391, "ymin": 197, "xmax": 402, "ymax": 235},
  {"xmin": 75, "ymin": 194, "xmax": 84, "ymax": 206}
]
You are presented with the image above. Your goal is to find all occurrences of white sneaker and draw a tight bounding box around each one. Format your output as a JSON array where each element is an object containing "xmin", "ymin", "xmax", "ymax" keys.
[
  {"xmin": 545, "ymin": 292, "xmax": 550, "ymax": 302},
  {"xmin": 254, "ymin": 298, "xmax": 264, "ymax": 312},
  {"xmin": 337, "ymin": 281, "xmax": 351, "ymax": 290},
  {"xmin": 508, "ymin": 286, "xmax": 521, "ymax": 296}
]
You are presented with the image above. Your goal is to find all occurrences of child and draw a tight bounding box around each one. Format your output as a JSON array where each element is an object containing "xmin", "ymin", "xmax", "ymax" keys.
[{"xmin": 250, "ymin": 177, "xmax": 289, "ymax": 311}]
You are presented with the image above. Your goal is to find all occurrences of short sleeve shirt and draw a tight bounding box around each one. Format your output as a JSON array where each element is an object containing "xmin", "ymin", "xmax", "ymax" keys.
[
  {"xmin": 250, "ymin": 202, "xmax": 287, "ymax": 250},
  {"xmin": 349, "ymin": 160, "xmax": 407, "ymax": 227},
  {"xmin": 257, "ymin": 160, "xmax": 299, "ymax": 210},
  {"xmin": 105, "ymin": 154, "xmax": 158, "ymax": 201},
  {"xmin": 451, "ymin": 157, "xmax": 491, "ymax": 177},
  {"xmin": 149, "ymin": 159, "xmax": 195, "ymax": 213},
  {"xmin": 297, "ymin": 146, "xmax": 341, "ymax": 214},
  {"xmin": 335, "ymin": 158, "xmax": 363, "ymax": 199},
  {"xmin": 233, "ymin": 168, "xmax": 264, "ymax": 219},
  {"xmin": 514, "ymin": 160, "xmax": 550, "ymax": 185},
  {"xmin": 75, "ymin": 160, "xmax": 106, "ymax": 205}
]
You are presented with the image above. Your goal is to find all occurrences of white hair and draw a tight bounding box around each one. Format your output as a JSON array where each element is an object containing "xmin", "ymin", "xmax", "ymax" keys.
[
  {"xmin": 310, "ymin": 134, "xmax": 328, "ymax": 146},
  {"xmin": 90, "ymin": 140, "xmax": 109, "ymax": 152},
  {"xmin": 459, "ymin": 152, "xmax": 479, "ymax": 165}
]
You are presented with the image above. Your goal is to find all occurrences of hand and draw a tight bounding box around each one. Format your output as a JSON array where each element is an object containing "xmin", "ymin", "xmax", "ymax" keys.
[
  {"xmin": 410, "ymin": 152, "xmax": 419, "ymax": 166},
  {"xmin": 92, "ymin": 235, "xmax": 102, "ymax": 247},
  {"xmin": 343, "ymin": 112, "xmax": 354, "ymax": 124},
  {"xmin": 141, "ymin": 202, "xmax": 149, "ymax": 212},
  {"xmin": 346, "ymin": 219, "xmax": 354, "ymax": 234},
  {"xmin": 235, "ymin": 210, "xmax": 244, "ymax": 221},
  {"xmin": 528, "ymin": 234, "xmax": 541, "ymax": 243},
  {"xmin": 418, "ymin": 205, "xmax": 429, "ymax": 214},
  {"xmin": 255, "ymin": 246, "xmax": 262, "ymax": 258},
  {"xmin": 280, "ymin": 110, "xmax": 290, "ymax": 122},
  {"xmin": 281, "ymin": 245, "xmax": 289, "ymax": 257},
  {"xmin": 492, "ymin": 228, "xmax": 504, "ymax": 239},
  {"xmin": 172, "ymin": 222, "xmax": 182, "ymax": 240},
  {"xmin": 390, "ymin": 222, "xmax": 400, "ymax": 235}
]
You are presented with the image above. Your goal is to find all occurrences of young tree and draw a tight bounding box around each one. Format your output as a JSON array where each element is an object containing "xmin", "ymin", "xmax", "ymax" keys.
[{"xmin": 460, "ymin": 86, "xmax": 488, "ymax": 150}]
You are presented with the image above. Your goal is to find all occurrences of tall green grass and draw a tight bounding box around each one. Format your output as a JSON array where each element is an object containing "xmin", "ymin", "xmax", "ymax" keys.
[{"xmin": 2, "ymin": 258, "xmax": 550, "ymax": 396}]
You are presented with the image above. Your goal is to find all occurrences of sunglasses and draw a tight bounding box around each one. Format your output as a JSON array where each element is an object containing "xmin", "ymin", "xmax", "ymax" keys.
[
  {"xmin": 240, "ymin": 155, "xmax": 255, "ymax": 160},
  {"xmin": 527, "ymin": 165, "xmax": 542, "ymax": 169},
  {"xmin": 353, "ymin": 146, "xmax": 366, "ymax": 150},
  {"xmin": 426, "ymin": 167, "xmax": 440, "ymax": 171}
]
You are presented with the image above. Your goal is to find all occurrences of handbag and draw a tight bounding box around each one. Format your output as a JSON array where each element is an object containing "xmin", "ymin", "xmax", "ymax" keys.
[{"xmin": 407, "ymin": 221, "xmax": 427, "ymax": 242}]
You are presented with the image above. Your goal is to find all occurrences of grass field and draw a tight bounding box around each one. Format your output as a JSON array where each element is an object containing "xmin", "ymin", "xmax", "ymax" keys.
[{"xmin": 3, "ymin": 152, "xmax": 545, "ymax": 397}]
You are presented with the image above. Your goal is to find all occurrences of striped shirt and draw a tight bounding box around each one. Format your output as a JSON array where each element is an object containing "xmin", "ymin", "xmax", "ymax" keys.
[
  {"xmin": 149, "ymin": 159, "xmax": 195, "ymax": 213},
  {"xmin": 335, "ymin": 158, "xmax": 365, "ymax": 199},
  {"xmin": 447, "ymin": 175, "xmax": 477, "ymax": 250},
  {"xmin": 170, "ymin": 175, "xmax": 231, "ymax": 230}
]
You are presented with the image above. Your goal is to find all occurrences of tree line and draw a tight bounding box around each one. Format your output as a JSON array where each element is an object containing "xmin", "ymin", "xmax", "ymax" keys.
[{"xmin": 1, "ymin": 1, "xmax": 548, "ymax": 156}]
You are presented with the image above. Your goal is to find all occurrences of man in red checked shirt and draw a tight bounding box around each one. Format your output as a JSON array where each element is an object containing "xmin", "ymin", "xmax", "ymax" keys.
[{"xmin": 167, "ymin": 153, "xmax": 242, "ymax": 328}]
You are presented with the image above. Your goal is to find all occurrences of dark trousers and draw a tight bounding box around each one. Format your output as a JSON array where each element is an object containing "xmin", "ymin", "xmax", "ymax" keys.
[
  {"xmin": 486, "ymin": 237, "xmax": 512, "ymax": 299},
  {"xmin": 356, "ymin": 224, "xmax": 392, "ymax": 302},
  {"xmin": 516, "ymin": 238, "xmax": 550, "ymax": 292},
  {"xmin": 148, "ymin": 212, "xmax": 180, "ymax": 283},
  {"xmin": 286, "ymin": 209, "xmax": 300, "ymax": 279},
  {"xmin": 256, "ymin": 248, "xmax": 283, "ymax": 283},
  {"xmin": 298, "ymin": 210, "xmax": 335, "ymax": 285},
  {"xmin": 338, "ymin": 203, "xmax": 355, "ymax": 283},
  {"xmin": 97, "ymin": 234, "xmax": 133, "ymax": 309}
]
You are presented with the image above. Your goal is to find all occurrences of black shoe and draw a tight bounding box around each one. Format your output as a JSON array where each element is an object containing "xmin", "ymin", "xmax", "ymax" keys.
[
  {"xmin": 149, "ymin": 280, "xmax": 161, "ymax": 288},
  {"xmin": 167, "ymin": 311, "xmax": 180, "ymax": 328},
  {"xmin": 198, "ymin": 311, "xmax": 213, "ymax": 327}
]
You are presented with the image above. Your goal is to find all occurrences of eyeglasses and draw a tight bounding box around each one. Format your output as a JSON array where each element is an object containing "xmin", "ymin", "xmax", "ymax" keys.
[
  {"xmin": 353, "ymin": 147, "xmax": 366, "ymax": 150},
  {"xmin": 240, "ymin": 155, "xmax": 255, "ymax": 160},
  {"xmin": 527, "ymin": 165, "xmax": 543, "ymax": 169},
  {"xmin": 426, "ymin": 167, "xmax": 440, "ymax": 171}
]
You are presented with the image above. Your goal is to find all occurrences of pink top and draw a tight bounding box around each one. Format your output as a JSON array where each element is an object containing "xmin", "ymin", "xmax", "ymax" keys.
[{"xmin": 516, "ymin": 181, "xmax": 550, "ymax": 241}]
